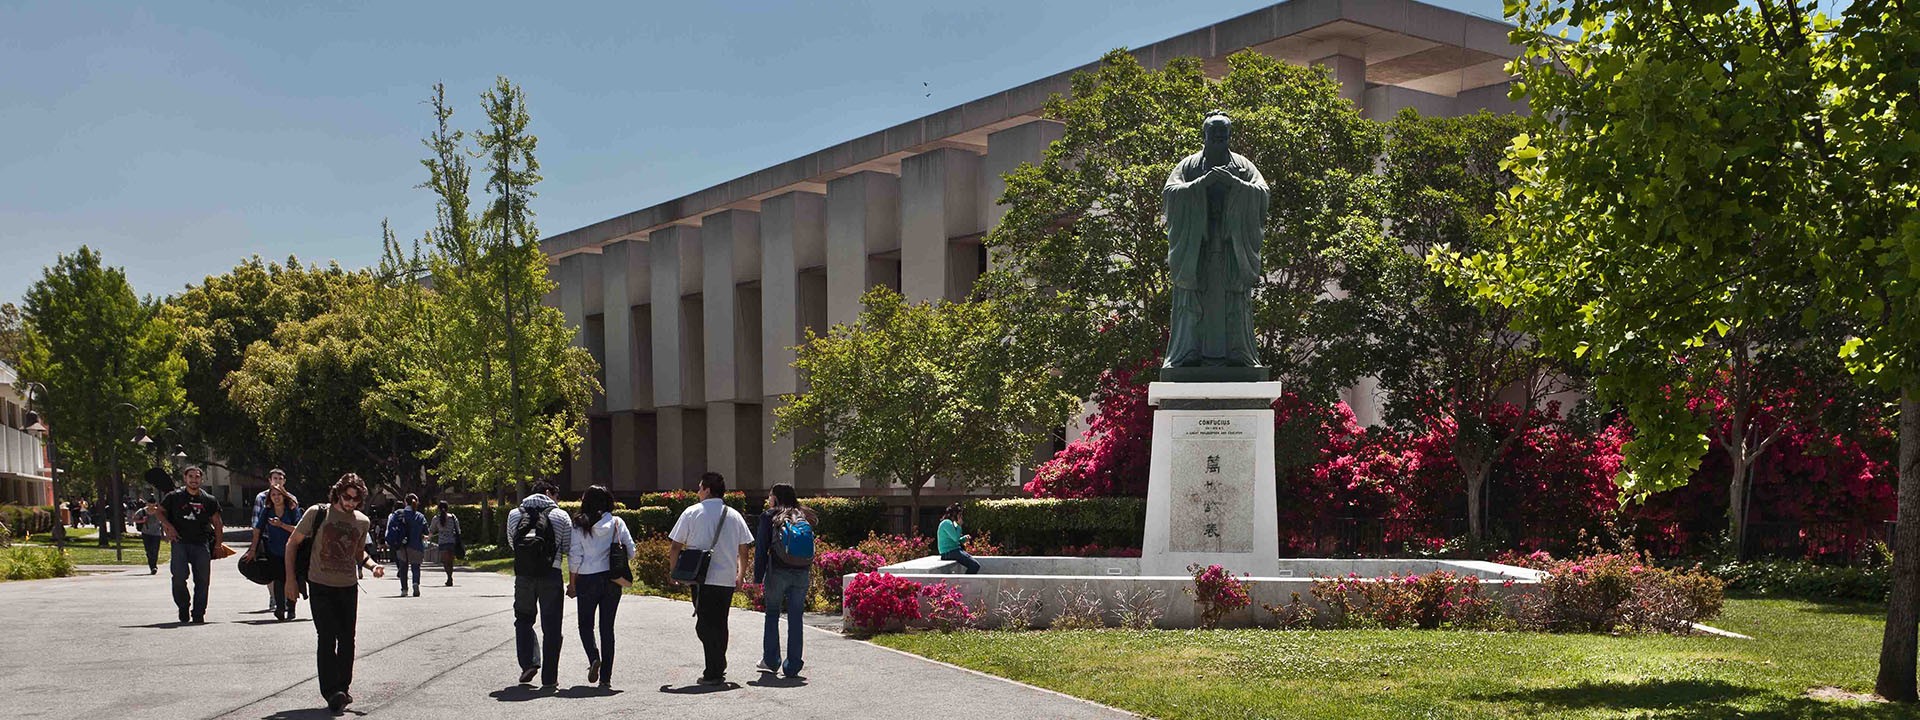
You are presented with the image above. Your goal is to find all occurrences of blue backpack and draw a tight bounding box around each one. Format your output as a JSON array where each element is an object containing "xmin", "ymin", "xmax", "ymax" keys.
[{"xmin": 770, "ymin": 508, "xmax": 815, "ymax": 568}]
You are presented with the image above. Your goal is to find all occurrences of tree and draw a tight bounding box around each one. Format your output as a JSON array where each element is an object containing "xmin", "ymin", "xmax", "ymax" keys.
[
  {"xmin": 1469, "ymin": 0, "xmax": 1919, "ymax": 699},
  {"xmin": 981, "ymin": 49, "xmax": 1395, "ymax": 403},
  {"xmin": 1375, "ymin": 109, "xmax": 1578, "ymax": 543},
  {"xmin": 388, "ymin": 80, "xmax": 598, "ymax": 496},
  {"xmin": 161, "ymin": 256, "xmax": 367, "ymax": 481},
  {"xmin": 16, "ymin": 247, "xmax": 189, "ymax": 502},
  {"xmin": 776, "ymin": 288, "xmax": 1079, "ymax": 532},
  {"xmin": 0, "ymin": 302, "xmax": 24, "ymax": 368}
]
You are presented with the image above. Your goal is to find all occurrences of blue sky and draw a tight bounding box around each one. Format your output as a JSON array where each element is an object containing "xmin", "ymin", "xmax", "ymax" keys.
[{"xmin": 0, "ymin": 0, "xmax": 1509, "ymax": 304}]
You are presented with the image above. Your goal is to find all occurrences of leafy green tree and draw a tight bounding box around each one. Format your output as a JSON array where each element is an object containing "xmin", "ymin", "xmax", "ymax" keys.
[
  {"xmin": 776, "ymin": 288, "xmax": 1079, "ymax": 532},
  {"xmin": 1373, "ymin": 109, "xmax": 1579, "ymax": 542},
  {"xmin": 17, "ymin": 247, "xmax": 189, "ymax": 504},
  {"xmin": 1469, "ymin": 0, "xmax": 1918, "ymax": 699},
  {"xmin": 161, "ymin": 256, "xmax": 367, "ymax": 480},
  {"xmin": 981, "ymin": 49, "xmax": 1394, "ymax": 403},
  {"xmin": 0, "ymin": 302, "xmax": 24, "ymax": 368},
  {"xmin": 389, "ymin": 80, "xmax": 598, "ymax": 496}
]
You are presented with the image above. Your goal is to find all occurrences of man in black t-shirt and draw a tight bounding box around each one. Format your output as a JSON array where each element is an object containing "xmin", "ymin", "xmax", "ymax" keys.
[{"xmin": 158, "ymin": 467, "xmax": 223, "ymax": 624}]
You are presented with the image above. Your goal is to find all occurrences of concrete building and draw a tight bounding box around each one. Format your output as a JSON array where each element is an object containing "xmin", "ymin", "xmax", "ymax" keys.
[
  {"xmin": 539, "ymin": 0, "xmax": 1525, "ymax": 499},
  {"xmin": 0, "ymin": 361, "xmax": 55, "ymax": 507}
]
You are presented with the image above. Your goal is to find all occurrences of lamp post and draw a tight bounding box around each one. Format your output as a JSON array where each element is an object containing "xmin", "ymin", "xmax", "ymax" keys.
[
  {"xmin": 21, "ymin": 381, "xmax": 55, "ymax": 509},
  {"xmin": 107, "ymin": 402, "xmax": 145, "ymax": 562}
]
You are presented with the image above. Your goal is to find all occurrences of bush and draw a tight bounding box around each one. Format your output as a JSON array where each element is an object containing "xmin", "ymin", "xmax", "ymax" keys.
[
  {"xmin": 463, "ymin": 543, "xmax": 509, "ymax": 561},
  {"xmin": 633, "ymin": 490, "xmax": 747, "ymax": 515},
  {"xmin": 614, "ymin": 507, "xmax": 677, "ymax": 538},
  {"xmin": 844, "ymin": 572, "xmax": 924, "ymax": 632},
  {"xmin": 815, "ymin": 548, "xmax": 887, "ymax": 605},
  {"xmin": 854, "ymin": 532, "xmax": 932, "ymax": 565},
  {"xmin": 1308, "ymin": 571, "xmax": 1500, "ymax": 629},
  {"xmin": 1708, "ymin": 558, "xmax": 1889, "ymax": 602},
  {"xmin": 1, "ymin": 546, "xmax": 74, "ymax": 581},
  {"xmin": 1050, "ymin": 584, "xmax": 1107, "ymax": 630},
  {"xmin": 631, "ymin": 534, "xmax": 677, "ymax": 591},
  {"xmin": 920, "ymin": 581, "xmax": 975, "ymax": 632},
  {"xmin": 0, "ymin": 505, "xmax": 55, "ymax": 538},
  {"xmin": 1512, "ymin": 551, "xmax": 1725, "ymax": 634},
  {"xmin": 966, "ymin": 498, "xmax": 1146, "ymax": 552},
  {"xmin": 1186, "ymin": 563, "xmax": 1251, "ymax": 629},
  {"xmin": 1263, "ymin": 592, "xmax": 1317, "ymax": 629},
  {"xmin": 797, "ymin": 496, "xmax": 887, "ymax": 545}
]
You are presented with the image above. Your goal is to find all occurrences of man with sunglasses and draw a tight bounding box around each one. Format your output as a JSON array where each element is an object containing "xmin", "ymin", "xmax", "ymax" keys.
[{"xmin": 284, "ymin": 473, "xmax": 384, "ymax": 715}]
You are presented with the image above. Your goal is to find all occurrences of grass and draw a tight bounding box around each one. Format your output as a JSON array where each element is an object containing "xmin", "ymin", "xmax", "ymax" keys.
[
  {"xmin": 873, "ymin": 597, "xmax": 1914, "ymax": 719},
  {"xmin": 14, "ymin": 535, "xmax": 170, "ymax": 566}
]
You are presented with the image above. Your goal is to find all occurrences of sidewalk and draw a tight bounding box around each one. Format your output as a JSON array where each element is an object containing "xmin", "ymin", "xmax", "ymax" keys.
[{"xmin": 0, "ymin": 557, "xmax": 1137, "ymax": 720}]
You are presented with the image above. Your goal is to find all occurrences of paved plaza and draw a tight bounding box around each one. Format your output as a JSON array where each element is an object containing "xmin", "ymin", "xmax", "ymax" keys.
[{"xmin": 0, "ymin": 557, "xmax": 1134, "ymax": 720}]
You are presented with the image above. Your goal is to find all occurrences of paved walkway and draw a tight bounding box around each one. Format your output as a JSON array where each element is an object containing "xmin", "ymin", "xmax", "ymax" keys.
[{"xmin": 1, "ymin": 558, "xmax": 1136, "ymax": 720}]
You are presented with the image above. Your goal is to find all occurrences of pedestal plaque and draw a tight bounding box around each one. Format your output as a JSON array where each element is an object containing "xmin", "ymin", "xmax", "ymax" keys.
[{"xmin": 1141, "ymin": 381, "xmax": 1282, "ymax": 577}]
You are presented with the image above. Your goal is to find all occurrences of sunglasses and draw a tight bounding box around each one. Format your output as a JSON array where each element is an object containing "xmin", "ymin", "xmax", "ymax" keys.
[{"xmin": 341, "ymin": 493, "xmax": 362, "ymax": 502}]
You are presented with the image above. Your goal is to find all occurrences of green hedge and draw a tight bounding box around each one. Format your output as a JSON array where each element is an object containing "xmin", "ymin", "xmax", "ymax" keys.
[
  {"xmin": 965, "ymin": 498, "xmax": 1146, "ymax": 551},
  {"xmin": 0, "ymin": 505, "xmax": 56, "ymax": 538},
  {"xmin": 1710, "ymin": 558, "xmax": 1891, "ymax": 603},
  {"xmin": 614, "ymin": 507, "xmax": 677, "ymax": 538},
  {"xmin": 634, "ymin": 491, "xmax": 747, "ymax": 515},
  {"xmin": 798, "ymin": 497, "xmax": 887, "ymax": 546}
]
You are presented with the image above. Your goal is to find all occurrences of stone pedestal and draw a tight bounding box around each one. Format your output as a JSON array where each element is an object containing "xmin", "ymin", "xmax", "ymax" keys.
[{"xmin": 1141, "ymin": 381, "xmax": 1283, "ymax": 578}]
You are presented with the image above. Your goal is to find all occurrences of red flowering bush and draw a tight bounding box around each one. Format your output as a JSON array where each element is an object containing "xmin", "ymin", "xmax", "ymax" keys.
[
  {"xmin": 920, "ymin": 581, "xmax": 976, "ymax": 632},
  {"xmin": 1308, "ymin": 571, "xmax": 1500, "ymax": 629},
  {"xmin": 1185, "ymin": 563, "xmax": 1251, "ymax": 629},
  {"xmin": 740, "ymin": 581, "xmax": 765, "ymax": 612},
  {"xmin": 815, "ymin": 549, "xmax": 888, "ymax": 605},
  {"xmin": 1511, "ymin": 551, "xmax": 1725, "ymax": 634},
  {"xmin": 1026, "ymin": 360, "xmax": 1156, "ymax": 498},
  {"xmin": 855, "ymin": 532, "xmax": 933, "ymax": 565},
  {"xmin": 844, "ymin": 572, "xmax": 924, "ymax": 632}
]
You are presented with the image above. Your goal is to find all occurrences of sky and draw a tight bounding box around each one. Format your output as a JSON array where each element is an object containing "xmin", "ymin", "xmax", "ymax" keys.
[{"xmin": 0, "ymin": 0, "xmax": 1511, "ymax": 305}]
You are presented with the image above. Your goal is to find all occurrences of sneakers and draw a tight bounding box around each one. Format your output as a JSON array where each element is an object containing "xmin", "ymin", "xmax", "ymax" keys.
[
  {"xmin": 178, "ymin": 610, "xmax": 189, "ymax": 624},
  {"xmin": 326, "ymin": 691, "xmax": 347, "ymax": 714},
  {"xmin": 518, "ymin": 667, "xmax": 539, "ymax": 685},
  {"xmin": 755, "ymin": 661, "xmax": 778, "ymax": 673},
  {"xmin": 443, "ymin": 579, "xmax": 453, "ymax": 586},
  {"xmin": 696, "ymin": 676, "xmax": 726, "ymax": 686},
  {"xmin": 413, "ymin": 587, "xmax": 420, "ymax": 597},
  {"xmin": 149, "ymin": 567, "xmax": 157, "ymax": 575},
  {"xmin": 587, "ymin": 662, "xmax": 600, "ymax": 685}
]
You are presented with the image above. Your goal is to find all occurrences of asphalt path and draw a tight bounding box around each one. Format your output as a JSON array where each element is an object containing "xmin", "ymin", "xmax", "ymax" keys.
[{"xmin": 0, "ymin": 556, "xmax": 1136, "ymax": 720}]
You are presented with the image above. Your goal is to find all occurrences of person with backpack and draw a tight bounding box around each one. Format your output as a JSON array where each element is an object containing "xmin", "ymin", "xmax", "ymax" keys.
[
  {"xmin": 386, "ymin": 494, "xmax": 428, "ymax": 597},
  {"xmin": 753, "ymin": 483, "xmax": 818, "ymax": 678},
  {"xmin": 157, "ymin": 467, "xmax": 224, "ymax": 624},
  {"xmin": 283, "ymin": 473, "xmax": 384, "ymax": 714},
  {"xmin": 567, "ymin": 485, "xmax": 634, "ymax": 689},
  {"xmin": 667, "ymin": 472, "xmax": 755, "ymax": 687},
  {"xmin": 507, "ymin": 479, "xmax": 573, "ymax": 691},
  {"xmin": 430, "ymin": 501, "xmax": 462, "ymax": 587},
  {"xmin": 938, "ymin": 503, "xmax": 981, "ymax": 574},
  {"xmin": 244, "ymin": 481, "xmax": 302, "ymax": 620},
  {"xmin": 132, "ymin": 497, "xmax": 166, "ymax": 575}
]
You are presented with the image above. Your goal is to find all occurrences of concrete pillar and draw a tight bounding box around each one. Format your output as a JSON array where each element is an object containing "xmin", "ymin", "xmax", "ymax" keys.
[
  {"xmin": 703, "ymin": 210, "xmax": 759, "ymax": 404},
  {"xmin": 901, "ymin": 148, "xmax": 983, "ymax": 303},
  {"xmin": 601, "ymin": 241, "xmax": 636, "ymax": 412},
  {"xmin": 983, "ymin": 120, "xmax": 1065, "ymax": 270},
  {"xmin": 827, "ymin": 171, "xmax": 900, "ymax": 328},
  {"xmin": 557, "ymin": 254, "xmax": 597, "ymax": 483},
  {"xmin": 1311, "ymin": 51, "xmax": 1367, "ymax": 112},
  {"xmin": 760, "ymin": 191, "xmax": 826, "ymax": 490},
  {"xmin": 650, "ymin": 225, "xmax": 702, "ymax": 408}
]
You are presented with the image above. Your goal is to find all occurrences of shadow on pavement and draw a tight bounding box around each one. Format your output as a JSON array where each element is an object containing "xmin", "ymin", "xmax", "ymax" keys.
[
  {"xmin": 238, "ymin": 618, "xmax": 310, "ymax": 626},
  {"xmin": 488, "ymin": 686, "xmax": 553, "ymax": 702},
  {"xmin": 554, "ymin": 685, "xmax": 621, "ymax": 698},
  {"xmin": 260, "ymin": 708, "xmax": 362, "ymax": 719},
  {"xmin": 748, "ymin": 674, "xmax": 808, "ymax": 688},
  {"xmin": 658, "ymin": 682, "xmax": 740, "ymax": 694},
  {"xmin": 119, "ymin": 621, "xmax": 192, "ymax": 629}
]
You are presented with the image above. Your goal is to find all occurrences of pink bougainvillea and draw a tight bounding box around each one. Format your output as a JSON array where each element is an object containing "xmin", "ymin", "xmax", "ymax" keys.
[
  {"xmin": 1026, "ymin": 360, "xmax": 1157, "ymax": 498},
  {"xmin": 844, "ymin": 572, "xmax": 924, "ymax": 632}
]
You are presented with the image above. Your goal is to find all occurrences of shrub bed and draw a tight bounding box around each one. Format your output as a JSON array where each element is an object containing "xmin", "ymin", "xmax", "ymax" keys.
[
  {"xmin": 965, "ymin": 498, "xmax": 1146, "ymax": 552},
  {"xmin": 1508, "ymin": 551, "xmax": 1725, "ymax": 634},
  {"xmin": 1, "ymin": 546, "xmax": 74, "ymax": 581},
  {"xmin": 0, "ymin": 505, "xmax": 56, "ymax": 538},
  {"xmin": 798, "ymin": 497, "xmax": 887, "ymax": 545},
  {"xmin": 1708, "ymin": 558, "xmax": 1889, "ymax": 603}
]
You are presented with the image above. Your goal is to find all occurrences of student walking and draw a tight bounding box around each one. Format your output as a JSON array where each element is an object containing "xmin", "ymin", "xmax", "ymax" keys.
[
  {"xmin": 430, "ymin": 501, "xmax": 461, "ymax": 586},
  {"xmin": 508, "ymin": 480, "xmax": 572, "ymax": 691},
  {"xmin": 246, "ymin": 481, "xmax": 303, "ymax": 620},
  {"xmin": 386, "ymin": 495, "xmax": 427, "ymax": 597},
  {"xmin": 132, "ymin": 497, "xmax": 166, "ymax": 574},
  {"xmin": 938, "ymin": 503, "xmax": 981, "ymax": 574},
  {"xmin": 568, "ymin": 485, "xmax": 635, "ymax": 689},
  {"xmin": 284, "ymin": 474, "xmax": 384, "ymax": 715},
  {"xmin": 753, "ymin": 483, "xmax": 819, "ymax": 678},
  {"xmin": 157, "ymin": 467, "xmax": 223, "ymax": 624},
  {"xmin": 668, "ymin": 472, "xmax": 755, "ymax": 686},
  {"xmin": 254, "ymin": 470, "xmax": 298, "ymax": 611}
]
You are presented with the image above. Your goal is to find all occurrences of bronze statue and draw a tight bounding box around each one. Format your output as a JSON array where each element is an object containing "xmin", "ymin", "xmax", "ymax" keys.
[{"xmin": 1163, "ymin": 110, "xmax": 1269, "ymax": 376}]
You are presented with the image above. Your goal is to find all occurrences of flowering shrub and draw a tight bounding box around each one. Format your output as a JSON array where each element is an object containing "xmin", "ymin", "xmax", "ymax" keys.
[
  {"xmin": 1511, "ymin": 551, "xmax": 1725, "ymax": 634},
  {"xmin": 855, "ymin": 532, "xmax": 933, "ymax": 565},
  {"xmin": 815, "ymin": 549, "xmax": 888, "ymax": 606},
  {"xmin": 630, "ymin": 534, "xmax": 677, "ymax": 590},
  {"xmin": 920, "ymin": 582, "xmax": 976, "ymax": 632},
  {"xmin": 1262, "ymin": 592, "xmax": 1317, "ymax": 629},
  {"xmin": 740, "ymin": 581, "xmax": 765, "ymax": 612},
  {"xmin": 844, "ymin": 572, "xmax": 924, "ymax": 632},
  {"xmin": 1186, "ymin": 563, "xmax": 1251, "ymax": 629},
  {"xmin": 1026, "ymin": 360, "xmax": 1156, "ymax": 498},
  {"xmin": 1308, "ymin": 571, "xmax": 1499, "ymax": 629}
]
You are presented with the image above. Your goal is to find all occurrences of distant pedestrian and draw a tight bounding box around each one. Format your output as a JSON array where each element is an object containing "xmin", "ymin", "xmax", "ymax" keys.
[
  {"xmin": 386, "ymin": 494, "xmax": 427, "ymax": 597},
  {"xmin": 430, "ymin": 501, "xmax": 461, "ymax": 587},
  {"xmin": 255, "ymin": 470, "xmax": 298, "ymax": 611},
  {"xmin": 668, "ymin": 472, "xmax": 754, "ymax": 686},
  {"xmin": 246, "ymin": 481, "xmax": 302, "ymax": 620},
  {"xmin": 508, "ymin": 479, "xmax": 572, "ymax": 690},
  {"xmin": 568, "ymin": 485, "xmax": 634, "ymax": 689},
  {"xmin": 132, "ymin": 497, "xmax": 166, "ymax": 574},
  {"xmin": 938, "ymin": 503, "xmax": 980, "ymax": 574},
  {"xmin": 157, "ymin": 467, "xmax": 224, "ymax": 624},
  {"xmin": 284, "ymin": 473, "xmax": 383, "ymax": 714},
  {"xmin": 753, "ymin": 482, "xmax": 818, "ymax": 678}
]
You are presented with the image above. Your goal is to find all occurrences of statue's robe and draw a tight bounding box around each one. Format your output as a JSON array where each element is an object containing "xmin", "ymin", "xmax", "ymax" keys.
[{"xmin": 1163, "ymin": 150, "xmax": 1269, "ymax": 367}]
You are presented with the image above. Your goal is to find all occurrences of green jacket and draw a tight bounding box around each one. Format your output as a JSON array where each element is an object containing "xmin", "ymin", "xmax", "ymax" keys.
[{"xmin": 937, "ymin": 518, "xmax": 967, "ymax": 555}]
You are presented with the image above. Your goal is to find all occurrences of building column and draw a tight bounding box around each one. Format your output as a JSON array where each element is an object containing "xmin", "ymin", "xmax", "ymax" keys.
[
  {"xmin": 825, "ymin": 171, "xmax": 900, "ymax": 489},
  {"xmin": 983, "ymin": 120, "xmax": 1064, "ymax": 272},
  {"xmin": 557, "ymin": 253, "xmax": 597, "ymax": 488},
  {"xmin": 760, "ymin": 191, "xmax": 826, "ymax": 491},
  {"xmin": 901, "ymin": 147, "xmax": 983, "ymax": 302},
  {"xmin": 1310, "ymin": 48, "xmax": 1367, "ymax": 112},
  {"xmin": 705, "ymin": 209, "xmax": 762, "ymax": 490}
]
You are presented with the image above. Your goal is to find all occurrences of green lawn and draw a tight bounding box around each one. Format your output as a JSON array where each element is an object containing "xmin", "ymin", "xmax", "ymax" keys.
[
  {"xmin": 13, "ymin": 536, "xmax": 168, "ymax": 566},
  {"xmin": 873, "ymin": 598, "xmax": 1914, "ymax": 719}
]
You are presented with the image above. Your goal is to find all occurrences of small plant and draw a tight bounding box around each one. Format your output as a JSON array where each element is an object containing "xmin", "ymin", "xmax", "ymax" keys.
[
  {"xmin": 992, "ymin": 588, "xmax": 1044, "ymax": 631},
  {"xmin": 1263, "ymin": 591, "xmax": 1317, "ymax": 629},
  {"xmin": 1112, "ymin": 586, "xmax": 1166, "ymax": 630},
  {"xmin": 1049, "ymin": 583, "xmax": 1107, "ymax": 630},
  {"xmin": 854, "ymin": 532, "xmax": 934, "ymax": 565},
  {"xmin": 919, "ymin": 581, "xmax": 975, "ymax": 632},
  {"xmin": 629, "ymin": 535, "xmax": 677, "ymax": 590},
  {"xmin": 740, "ymin": 581, "xmax": 765, "ymax": 612},
  {"xmin": 0, "ymin": 546, "xmax": 74, "ymax": 581},
  {"xmin": 815, "ymin": 548, "xmax": 889, "ymax": 606},
  {"xmin": 1186, "ymin": 563, "xmax": 1251, "ymax": 629},
  {"xmin": 1511, "ymin": 551, "xmax": 1726, "ymax": 634},
  {"xmin": 844, "ymin": 572, "xmax": 924, "ymax": 632},
  {"xmin": 0, "ymin": 521, "xmax": 12, "ymax": 549}
]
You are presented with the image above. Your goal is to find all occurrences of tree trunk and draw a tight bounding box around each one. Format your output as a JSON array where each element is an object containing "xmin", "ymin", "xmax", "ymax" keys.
[
  {"xmin": 1728, "ymin": 453, "xmax": 1751, "ymax": 559},
  {"xmin": 907, "ymin": 482, "xmax": 925, "ymax": 538},
  {"xmin": 1877, "ymin": 389, "xmax": 1920, "ymax": 701},
  {"xmin": 1459, "ymin": 447, "xmax": 1493, "ymax": 544}
]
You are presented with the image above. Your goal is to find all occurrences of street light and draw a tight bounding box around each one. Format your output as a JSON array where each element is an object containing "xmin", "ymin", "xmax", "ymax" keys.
[
  {"xmin": 105, "ymin": 402, "xmax": 144, "ymax": 561},
  {"xmin": 20, "ymin": 381, "xmax": 55, "ymax": 509}
]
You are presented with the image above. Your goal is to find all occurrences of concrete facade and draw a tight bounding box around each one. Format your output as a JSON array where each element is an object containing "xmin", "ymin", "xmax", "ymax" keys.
[{"xmin": 540, "ymin": 0, "xmax": 1524, "ymax": 497}]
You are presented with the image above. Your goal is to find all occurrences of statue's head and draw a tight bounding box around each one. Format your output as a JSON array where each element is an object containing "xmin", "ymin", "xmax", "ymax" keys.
[{"xmin": 1202, "ymin": 110, "xmax": 1233, "ymax": 150}]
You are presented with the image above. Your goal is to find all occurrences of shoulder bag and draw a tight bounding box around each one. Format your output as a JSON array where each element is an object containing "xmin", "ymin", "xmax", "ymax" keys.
[
  {"xmin": 670, "ymin": 507, "xmax": 729, "ymax": 584},
  {"xmin": 608, "ymin": 520, "xmax": 634, "ymax": 588}
]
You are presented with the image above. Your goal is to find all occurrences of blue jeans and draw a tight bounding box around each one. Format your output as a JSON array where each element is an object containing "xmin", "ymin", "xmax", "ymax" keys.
[
  {"xmin": 761, "ymin": 567, "xmax": 809, "ymax": 675},
  {"xmin": 396, "ymin": 554, "xmax": 421, "ymax": 592},
  {"xmin": 576, "ymin": 572, "xmax": 622, "ymax": 679},
  {"xmin": 170, "ymin": 540, "xmax": 213, "ymax": 619},
  {"xmin": 941, "ymin": 549, "xmax": 981, "ymax": 574},
  {"xmin": 514, "ymin": 567, "xmax": 564, "ymax": 686}
]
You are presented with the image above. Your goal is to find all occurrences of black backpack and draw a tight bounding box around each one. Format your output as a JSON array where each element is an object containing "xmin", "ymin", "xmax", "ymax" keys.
[
  {"xmin": 512, "ymin": 508, "xmax": 558, "ymax": 575},
  {"xmin": 293, "ymin": 504, "xmax": 327, "ymax": 587}
]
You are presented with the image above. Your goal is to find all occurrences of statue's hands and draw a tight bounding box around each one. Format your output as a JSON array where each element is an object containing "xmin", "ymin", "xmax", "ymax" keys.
[{"xmin": 1204, "ymin": 165, "xmax": 1238, "ymax": 186}]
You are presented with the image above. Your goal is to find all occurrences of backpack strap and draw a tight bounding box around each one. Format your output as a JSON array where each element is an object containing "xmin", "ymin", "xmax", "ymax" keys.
[{"xmin": 703, "ymin": 505, "xmax": 728, "ymax": 552}]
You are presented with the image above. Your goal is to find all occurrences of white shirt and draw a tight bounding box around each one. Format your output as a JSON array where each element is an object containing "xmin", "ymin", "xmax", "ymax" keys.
[
  {"xmin": 668, "ymin": 499, "xmax": 754, "ymax": 588},
  {"xmin": 569, "ymin": 513, "xmax": 636, "ymax": 576}
]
